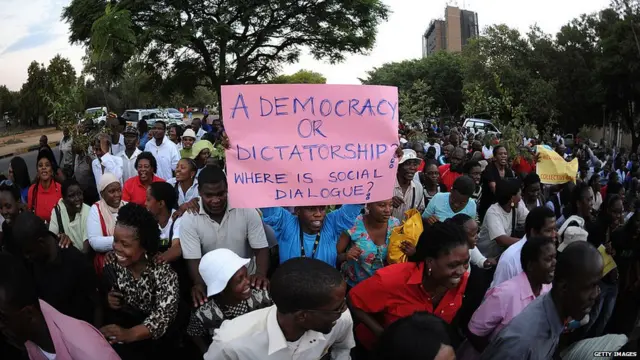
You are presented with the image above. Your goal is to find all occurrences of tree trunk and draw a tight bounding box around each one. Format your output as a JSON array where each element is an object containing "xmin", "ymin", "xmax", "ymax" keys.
[{"xmin": 216, "ymin": 85, "xmax": 223, "ymax": 121}]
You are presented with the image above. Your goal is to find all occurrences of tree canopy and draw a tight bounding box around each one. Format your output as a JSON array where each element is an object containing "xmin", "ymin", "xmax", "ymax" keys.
[
  {"xmin": 63, "ymin": 0, "xmax": 390, "ymax": 114},
  {"xmin": 269, "ymin": 69, "xmax": 327, "ymax": 84},
  {"xmin": 360, "ymin": 0, "xmax": 640, "ymax": 151}
]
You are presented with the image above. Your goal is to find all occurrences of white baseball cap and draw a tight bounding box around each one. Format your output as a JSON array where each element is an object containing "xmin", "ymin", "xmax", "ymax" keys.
[
  {"xmin": 557, "ymin": 226, "xmax": 589, "ymax": 252},
  {"xmin": 182, "ymin": 128, "xmax": 196, "ymax": 139},
  {"xmin": 399, "ymin": 149, "xmax": 419, "ymax": 164},
  {"xmin": 199, "ymin": 249, "xmax": 250, "ymax": 297}
]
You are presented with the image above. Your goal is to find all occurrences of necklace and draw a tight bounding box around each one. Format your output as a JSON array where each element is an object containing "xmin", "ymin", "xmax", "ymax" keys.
[{"xmin": 299, "ymin": 227, "xmax": 321, "ymax": 259}]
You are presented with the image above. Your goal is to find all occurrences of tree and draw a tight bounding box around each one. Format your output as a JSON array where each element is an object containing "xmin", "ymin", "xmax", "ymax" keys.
[
  {"xmin": 19, "ymin": 61, "xmax": 49, "ymax": 126},
  {"xmin": 361, "ymin": 52, "xmax": 464, "ymax": 118},
  {"xmin": 594, "ymin": 1, "xmax": 640, "ymax": 151},
  {"xmin": 0, "ymin": 86, "xmax": 19, "ymax": 118},
  {"xmin": 43, "ymin": 55, "xmax": 79, "ymax": 126},
  {"xmin": 189, "ymin": 86, "xmax": 218, "ymax": 109},
  {"xmin": 269, "ymin": 69, "xmax": 327, "ymax": 84},
  {"xmin": 63, "ymin": 0, "xmax": 390, "ymax": 116},
  {"xmin": 461, "ymin": 25, "xmax": 558, "ymax": 133}
]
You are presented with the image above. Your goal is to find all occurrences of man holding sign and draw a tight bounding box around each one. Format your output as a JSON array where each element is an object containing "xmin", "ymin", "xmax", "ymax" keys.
[{"xmin": 220, "ymin": 84, "xmax": 399, "ymax": 267}]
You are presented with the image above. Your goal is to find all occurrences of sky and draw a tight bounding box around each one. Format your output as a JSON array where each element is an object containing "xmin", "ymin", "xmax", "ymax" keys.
[{"xmin": 0, "ymin": 0, "xmax": 611, "ymax": 91}]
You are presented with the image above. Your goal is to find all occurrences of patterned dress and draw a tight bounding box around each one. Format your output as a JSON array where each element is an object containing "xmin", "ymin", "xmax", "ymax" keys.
[
  {"xmin": 109, "ymin": 261, "xmax": 179, "ymax": 339},
  {"xmin": 186, "ymin": 288, "xmax": 272, "ymax": 337},
  {"xmin": 341, "ymin": 214, "xmax": 401, "ymax": 287}
]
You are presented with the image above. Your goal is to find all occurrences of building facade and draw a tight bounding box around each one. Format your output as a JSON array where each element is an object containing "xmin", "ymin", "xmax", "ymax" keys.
[{"xmin": 422, "ymin": 6, "xmax": 479, "ymax": 57}]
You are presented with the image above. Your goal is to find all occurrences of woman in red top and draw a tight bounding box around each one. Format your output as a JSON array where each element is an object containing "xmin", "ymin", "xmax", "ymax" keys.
[
  {"xmin": 27, "ymin": 151, "xmax": 62, "ymax": 223},
  {"xmin": 348, "ymin": 220, "xmax": 469, "ymax": 352},
  {"xmin": 122, "ymin": 152, "xmax": 165, "ymax": 206}
]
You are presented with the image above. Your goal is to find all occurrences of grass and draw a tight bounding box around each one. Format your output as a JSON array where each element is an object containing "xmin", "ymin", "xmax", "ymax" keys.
[
  {"xmin": 3, "ymin": 138, "xmax": 24, "ymax": 145},
  {"xmin": 0, "ymin": 129, "xmax": 25, "ymax": 138}
]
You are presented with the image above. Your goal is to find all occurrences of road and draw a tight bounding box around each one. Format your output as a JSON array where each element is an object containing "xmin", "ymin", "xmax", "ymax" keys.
[{"xmin": 0, "ymin": 146, "xmax": 60, "ymax": 179}]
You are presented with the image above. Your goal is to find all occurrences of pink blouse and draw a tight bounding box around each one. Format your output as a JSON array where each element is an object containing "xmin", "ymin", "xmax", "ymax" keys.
[{"xmin": 457, "ymin": 272, "xmax": 552, "ymax": 360}]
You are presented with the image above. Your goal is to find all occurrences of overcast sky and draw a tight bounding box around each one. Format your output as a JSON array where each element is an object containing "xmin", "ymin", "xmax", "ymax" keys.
[{"xmin": 0, "ymin": 0, "xmax": 610, "ymax": 91}]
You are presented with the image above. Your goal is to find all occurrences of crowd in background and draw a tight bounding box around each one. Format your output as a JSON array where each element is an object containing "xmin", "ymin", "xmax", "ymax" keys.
[{"xmin": 0, "ymin": 117, "xmax": 638, "ymax": 360}]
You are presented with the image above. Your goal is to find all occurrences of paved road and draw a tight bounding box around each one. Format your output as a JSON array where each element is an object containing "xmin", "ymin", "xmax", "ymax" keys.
[{"xmin": 0, "ymin": 146, "xmax": 60, "ymax": 179}]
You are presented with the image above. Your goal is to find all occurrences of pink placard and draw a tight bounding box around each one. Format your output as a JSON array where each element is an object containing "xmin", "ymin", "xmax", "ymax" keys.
[{"xmin": 221, "ymin": 84, "xmax": 399, "ymax": 208}]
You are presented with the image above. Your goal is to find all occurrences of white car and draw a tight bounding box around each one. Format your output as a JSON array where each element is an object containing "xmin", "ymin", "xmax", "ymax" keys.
[
  {"xmin": 166, "ymin": 108, "xmax": 184, "ymax": 120},
  {"xmin": 122, "ymin": 109, "xmax": 185, "ymax": 130},
  {"xmin": 85, "ymin": 107, "xmax": 108, "ymax": 125},
  {"xmin": 462, "ymin": 118, "xmax": 501, "ymax": 137}
]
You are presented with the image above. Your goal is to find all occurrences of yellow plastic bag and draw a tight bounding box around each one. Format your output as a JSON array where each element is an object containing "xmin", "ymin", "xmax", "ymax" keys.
[{"xmin": 387, "ymin": 209, "xmax": 424, "ymax": 264}]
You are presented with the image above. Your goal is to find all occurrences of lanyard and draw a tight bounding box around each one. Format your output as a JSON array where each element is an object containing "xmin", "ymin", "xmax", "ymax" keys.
[{"xmin": 299, "ymin": 227, "xmax": 321, "ymax": 259}]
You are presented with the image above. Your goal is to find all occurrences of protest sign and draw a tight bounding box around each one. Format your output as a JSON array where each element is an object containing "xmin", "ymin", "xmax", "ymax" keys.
[
  {"xmin": 535, "ymin": 145, "xmax": 579, "ymax": 184},
  {"xmin": 221, "ymin": 84, "xmax": 399, "ymax": 208}
]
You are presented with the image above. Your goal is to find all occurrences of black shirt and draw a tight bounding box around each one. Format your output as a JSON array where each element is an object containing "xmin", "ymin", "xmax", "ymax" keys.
[
  {"xmin": 0, "ymin": 222, "xmax": 18, "ymax": 255},
  {"xmin": 29, "ymin": 245, "xmax": 97, "ymax": 324},
  {"xmin": 479, "ymin": 162, "xmax": 515, "ymax": 220},
  {"xmin": 611, "ymin": 227, "xmax": 639, "ymax": 288}
]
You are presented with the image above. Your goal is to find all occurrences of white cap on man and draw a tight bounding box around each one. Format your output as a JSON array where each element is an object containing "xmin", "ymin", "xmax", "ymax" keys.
[{"xmin": 399, "ymin": 149, "xmax": 418, "ymax": 164}]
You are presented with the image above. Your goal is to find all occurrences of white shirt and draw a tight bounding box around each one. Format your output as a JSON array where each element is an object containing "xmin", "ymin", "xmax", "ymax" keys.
[
  {"xmin": 59, "ymin": 137, "xmax": 74, "ymax": 169},
  {"xmin": 117, "ymin": 148, "xmax": 142, "ymax": 183},
  {"xmin": 91, "ymin": 153, "xmax": 124, "ymax": 190},
  {"xmin": 425, "ymin": 142, "xmax": 441, "ymax": 159},
  {"xmin": 166, "ymin": 178, "xmax": 199, "ymax": 206},
  {"xmin": 468, "ymin": 246, "xmax": 488, "ymax": 273},
  {"xmin": 482, "ymin": 146, "xmax": 493, "ymax": 159},
  {"xmin": 160, "ymin": 212, "xmax": 181, "ymax": 241},
  {"xmin": 490, "ymin": 235, "xmax": 527, "ymax": 289},
  {"xmin": 477, "ymin": 202, "xmax": 528, "ymax": 259},
  {"xmin": 195, "ymin": 128, "xmax": 207, "ymax": 141},
  {"xmin": 392, "ymin": 178, "xmax": 425, "ymax": 221},
  {"xmin": 204, "ymin": 305, "xmax": 355, "ymax": 360},
  {"xmin": 87, "ymin": 204, "xmax": 118, "ymax": 252},
  {"xmin": 110, "ymin": 134, "xmax": 126, "ymax": 156},
  {"xmin": 144, "ymin": 137, "xmax": 180, "ymax": 180}
]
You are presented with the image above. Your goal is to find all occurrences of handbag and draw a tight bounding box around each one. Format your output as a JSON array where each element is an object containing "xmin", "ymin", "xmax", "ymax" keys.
[{"xmin": 387, "ymin": 209, "xmax": 423, "ymax": 264}]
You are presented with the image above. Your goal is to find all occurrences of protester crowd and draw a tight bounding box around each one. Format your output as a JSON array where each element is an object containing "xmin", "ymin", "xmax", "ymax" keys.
[{"xmin": 0, "ymin": 115, "xmax": 639, "ymax": 360}]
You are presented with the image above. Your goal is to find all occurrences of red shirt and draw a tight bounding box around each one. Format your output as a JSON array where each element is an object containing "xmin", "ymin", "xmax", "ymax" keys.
[
  {"xmin": 122, "ymin": 175, "xmax": 165, "ymax": 206},
  {"xmin": 512, "ymin": 156, "xmax": 536, "ymax": 176},
  {"xmin": 438, "ymin": 164, "xmax": 462, "ymax": 191},
  {"xmin": 349, "ymin": 262, "xmax": 468, "ymax": 350},
  {"xmin": 27, "ymin": 182, "xmax": 62, "ymax": 223},
  {"xmin": 417, "ymin": 159, "xmax": 425, "ymax": 172}
]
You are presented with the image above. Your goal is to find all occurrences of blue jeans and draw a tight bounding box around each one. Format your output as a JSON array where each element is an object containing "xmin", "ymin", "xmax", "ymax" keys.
[{"xmin": 585, "ymin": 280, "xmax": 618, "ymax": 337}]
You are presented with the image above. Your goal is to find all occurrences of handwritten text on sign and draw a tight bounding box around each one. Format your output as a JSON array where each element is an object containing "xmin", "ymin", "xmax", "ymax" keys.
[
  {"xmin": 535, "ymin": 145, "xmax": 579, "ymax": 184},
  {"xmin": 222, "ymin": 84, "xmax": 399, "ymax": 208}
]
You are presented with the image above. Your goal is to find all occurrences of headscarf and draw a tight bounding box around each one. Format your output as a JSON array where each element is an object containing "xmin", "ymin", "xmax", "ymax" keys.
[
  {"xmin": 191, "ymin": 140, "xmax": 215, "ymax": 161},
  {"xmin": 97, "ymin": 172, "xmax": 126, "ymax": 236}
]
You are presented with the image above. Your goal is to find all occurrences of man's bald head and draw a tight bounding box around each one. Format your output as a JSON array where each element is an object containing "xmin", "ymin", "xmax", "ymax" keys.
[{"xmin": 553, "ymin": 241, "xmax": 602, "ymax": 321}]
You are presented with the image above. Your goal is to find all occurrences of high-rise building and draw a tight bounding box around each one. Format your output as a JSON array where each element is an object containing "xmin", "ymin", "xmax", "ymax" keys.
[
  {"xmin": 423, "ymin": 20, "xmax": 446, "ymax": 57},
  {"xmin": 422, "ymin": 6, "xmax": 479, "ymax": 57}
]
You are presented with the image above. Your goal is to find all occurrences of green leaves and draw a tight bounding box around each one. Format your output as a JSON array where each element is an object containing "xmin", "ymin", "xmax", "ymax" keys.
[
  {"xmin": 269, "ymin": 70, "xmax": 327, "ymax": 84},
  {"xmin": 63, "ymin": 0, "xmax": 390, "ymax": 115}
]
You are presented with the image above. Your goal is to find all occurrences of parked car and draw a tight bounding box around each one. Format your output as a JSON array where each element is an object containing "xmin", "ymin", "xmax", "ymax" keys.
[
  {"xmin": 122, "ymin": 109, "xmax": 185, "ymax": 131},
  {"xmin": 121, "ymin": 109, "xmax": 155, "ymax": 127},
  {"xmin": 462, "ymin": 118, "xmax": 501, "ymax": 137},
  {"xmin": 166, "ymin": 108, "xmax": 184, "ymax": 119},
  {"xmin": 85, "ymin": 107, "xmax": 108, "ymax": 125}
]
